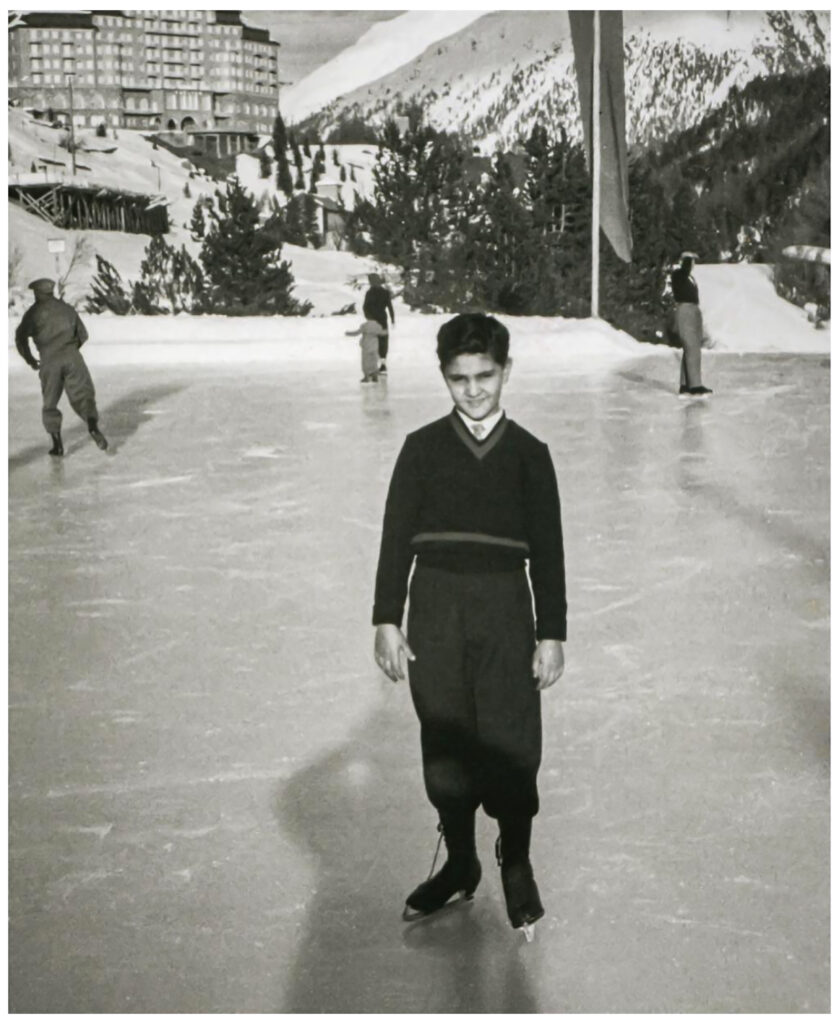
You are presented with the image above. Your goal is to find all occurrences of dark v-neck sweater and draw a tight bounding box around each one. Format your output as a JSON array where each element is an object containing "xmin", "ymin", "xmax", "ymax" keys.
[{"xmin": 373, "ymin": 410, "xmax": 566, "ymax": 641}]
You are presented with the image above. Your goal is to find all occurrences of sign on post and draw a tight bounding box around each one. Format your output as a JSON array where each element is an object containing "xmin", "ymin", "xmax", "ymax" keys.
[{"xmin": 48, "ymin": 238, "xmax": 66, "ymax": 287}]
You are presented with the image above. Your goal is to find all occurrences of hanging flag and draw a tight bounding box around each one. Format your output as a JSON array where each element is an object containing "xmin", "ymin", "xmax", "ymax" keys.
[{"xmin": 569, "ymin": 10, "xmax": 632, "ymax": 262}]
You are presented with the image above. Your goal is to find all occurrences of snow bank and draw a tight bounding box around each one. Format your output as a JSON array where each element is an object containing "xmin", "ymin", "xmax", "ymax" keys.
[
  {"xmin": 7, "ymin": 312, "xmax": 647, "ymax": 371},
  {"xmin": 8, "ymin": 261, "xmax": 829, "ymax": 372}
]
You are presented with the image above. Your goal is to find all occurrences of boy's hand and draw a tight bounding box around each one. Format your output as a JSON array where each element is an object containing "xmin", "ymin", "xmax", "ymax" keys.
[
  {"xmin": 532, "ymin": 639, "xmax": 564, "ymax": 690},
  {"xmin": 374, "ymin": 624, "xmax": 416, "ymax": 682}
]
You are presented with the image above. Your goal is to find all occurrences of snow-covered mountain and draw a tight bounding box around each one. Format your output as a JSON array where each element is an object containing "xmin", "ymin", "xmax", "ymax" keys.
[
  {"xmin": 287, "ymin": 10, "xmax": 830, "ymax": 151},
  {"xmin": 281, "ymin": 11, "xmax": 489, "ymax": 124}
]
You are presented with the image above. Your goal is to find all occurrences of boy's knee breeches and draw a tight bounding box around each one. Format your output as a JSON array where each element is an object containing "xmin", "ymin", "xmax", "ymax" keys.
[{"xmin": 407, "ymin": 564, "xmax": 542, "ymax": 820}]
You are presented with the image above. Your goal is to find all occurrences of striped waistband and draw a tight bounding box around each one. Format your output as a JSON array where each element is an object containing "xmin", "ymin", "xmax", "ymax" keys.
[{"xmin": 411, "ymin": 531, "xmax": 530, "ymax": 553}]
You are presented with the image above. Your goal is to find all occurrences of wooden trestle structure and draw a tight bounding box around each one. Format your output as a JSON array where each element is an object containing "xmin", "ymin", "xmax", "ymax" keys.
[{"xmin": 9, "ymin": 181, "xmax": 169, "ymax": 234}]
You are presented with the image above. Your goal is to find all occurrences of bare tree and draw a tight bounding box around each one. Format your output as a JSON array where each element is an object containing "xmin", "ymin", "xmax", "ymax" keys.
[
  {"xmin": 57, "ymin": 234, "xmax": 93, "ymax": 301},
  {"xmin": 8, "ymin": 244, "xmax": 24, "ymax": 303}
]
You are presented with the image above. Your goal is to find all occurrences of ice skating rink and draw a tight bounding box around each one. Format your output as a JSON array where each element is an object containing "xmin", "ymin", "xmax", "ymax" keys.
[{"xmin": 8, "ymin": 347, "xmax": 829, "ymax": 1013}]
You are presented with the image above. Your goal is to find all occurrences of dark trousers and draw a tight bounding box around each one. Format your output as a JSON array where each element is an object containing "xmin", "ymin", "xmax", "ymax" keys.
[
  {"xmin": 377, "ymin": 331, "xmax": 389, "ymax": 361},
  {"xmin": 406, "ymin": 564, "xmax": 541, "ymax": 820},
  {"xmin": 39, "ymin": 350, "xmax": 98, "ymax": 434}
]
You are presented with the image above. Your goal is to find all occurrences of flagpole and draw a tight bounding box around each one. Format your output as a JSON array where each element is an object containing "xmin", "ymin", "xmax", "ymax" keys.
[{"xmin": 591, "ymin": 9, "xmax": 601, "ymax": 318}]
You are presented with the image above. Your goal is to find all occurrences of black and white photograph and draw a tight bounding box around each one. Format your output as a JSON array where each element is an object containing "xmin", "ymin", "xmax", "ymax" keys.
[{"xmin": 7, "ymin": 5, "xmax": 830, "ymax": 1013}]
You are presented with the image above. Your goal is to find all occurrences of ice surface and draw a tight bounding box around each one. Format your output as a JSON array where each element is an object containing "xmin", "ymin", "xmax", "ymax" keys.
[{"xmin": 8, "ymin": 341, "xmax": 829, "ymax": 1012}]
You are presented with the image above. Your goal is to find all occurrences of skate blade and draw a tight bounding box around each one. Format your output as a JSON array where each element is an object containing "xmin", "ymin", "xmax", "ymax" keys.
[
  {"xmin": 402, "ymin": 890, "xmax": 474, "ymax": 922},
  {"xmin": 520, "ymin": 922, "xmax": 536, "ymax": 942}
]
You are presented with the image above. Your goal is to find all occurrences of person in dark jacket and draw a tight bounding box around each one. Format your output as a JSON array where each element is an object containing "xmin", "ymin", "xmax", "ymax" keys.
[
  {"xmin": 362, "ymin": 272, "xmax": 395, "ymax": 376},
  {"xmin": 15, "ymin": 278, "xmax": 108, "ymax": 456},
  {"xmin": 372, "ymin": 312, "xmax": 566, "ymax": 938},
  {"xmin": 670, "ymin": 252, "xmax": 712, "ymax": 396}
]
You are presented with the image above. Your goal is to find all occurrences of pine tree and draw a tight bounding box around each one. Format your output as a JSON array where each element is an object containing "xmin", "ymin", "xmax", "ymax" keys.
[
  {"xmin": 190, "ymin": 198, "xmax": 208, "ymax": 240},
  {"xmin": 272, "ymin": 112, "xmax": 294, "ymax": 197},
  {"xmin": 294, "ymin": 167, "xmax": 305, "ymax": 191},
  {"xmin": 340, "ymin": 165, "xmax": 347, "ymax": 183},
  {"xmin": 281, "ymin": 195, "xmax": 309, "ymax": 247},
  {"xmin": 365, "ymin": 108, "xmax": 467, "ymax": 271},
  {"xmin": 304, "ymin": 193, "xmax": 321, "ymax": 249},
  {"xmin": 198, "ymin": 176, "xmax": 311, "ymax": 315},
  {"xmin": 85, "ymin": 255, "xmax": 133, "ymax": 314},
  {"xmin": 132, "ymin": 234, "xmax": 204, "ymax": 314}
]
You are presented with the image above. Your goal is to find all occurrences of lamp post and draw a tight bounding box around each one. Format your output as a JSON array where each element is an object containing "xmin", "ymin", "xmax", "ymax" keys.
[{"xmin": 66, "ymin": 73, "xmax": 77, "ymax": 175}]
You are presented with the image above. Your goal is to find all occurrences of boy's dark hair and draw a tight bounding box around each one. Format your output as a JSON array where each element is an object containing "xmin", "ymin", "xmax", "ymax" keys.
[{"xmin": 436, "ymin": 313, "xmax": 510, "ymax": 368}]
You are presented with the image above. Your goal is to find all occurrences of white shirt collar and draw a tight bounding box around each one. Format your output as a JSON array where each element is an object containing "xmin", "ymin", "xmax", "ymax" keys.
[{"xmin": 456, "ymin": 407, "xmax": 504, "ymax": 438}]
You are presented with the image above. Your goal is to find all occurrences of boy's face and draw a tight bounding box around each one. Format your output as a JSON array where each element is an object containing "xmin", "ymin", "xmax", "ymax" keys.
[{"xmin": 441, "ymin": 352, "xmax": 511, "ymax": 421}]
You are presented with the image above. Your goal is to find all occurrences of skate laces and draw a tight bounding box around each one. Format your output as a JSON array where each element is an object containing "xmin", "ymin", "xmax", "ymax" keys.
[{"xmin": 427, "ymin": 821, "xmax": 445, "ymax": 879}]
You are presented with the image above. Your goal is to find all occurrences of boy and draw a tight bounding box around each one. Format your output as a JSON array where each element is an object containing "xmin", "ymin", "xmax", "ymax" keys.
[
  {"xmin": 372, "ymin": 313, "xmax": 566, "ymax": 937},
  {"xmin": 346, "ymin": 318, "xmax": 388, "ymax": 383}
]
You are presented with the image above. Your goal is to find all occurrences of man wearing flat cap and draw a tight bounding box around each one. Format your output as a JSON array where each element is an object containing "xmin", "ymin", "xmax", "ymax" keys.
[
  {"xmin": 15, "ymin": 278, "xmax": 107, "ymax": 456},
  {"xmin": 670, "ymin": 251, "xmax": 712, "ymax": 397}
]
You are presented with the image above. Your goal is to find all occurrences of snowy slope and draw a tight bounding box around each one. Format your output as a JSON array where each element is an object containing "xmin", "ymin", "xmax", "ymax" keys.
[
  {"xmin": 695, "ymin": 264, "xmax": 829, "ymax": 354},
  {"xmin": 281, "ymin": 10, "xmax": 489, "ymax": 124},
  {"xmin": 8, "ymin": 106, "xmax": 387, "ymax": 315},
  {"xmin": 8, "ymin": 259, "xmax": 828, "ymax": 371},
  {"xmin": 8, "ymin": 201, "xmax": 390, "ymax": 317},
  {"xmin": 235, "ymin": 143, "xmax": 380, "ymax": 214},
  {"xmin": 290, "ymin": 10, "xmax": 829, "ymax": 149}
]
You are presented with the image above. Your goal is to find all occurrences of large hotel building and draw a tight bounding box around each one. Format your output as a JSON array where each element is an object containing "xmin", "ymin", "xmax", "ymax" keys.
[{"xmin": 8, "ymin": 9, "xmax": 280, "ymax": 134}]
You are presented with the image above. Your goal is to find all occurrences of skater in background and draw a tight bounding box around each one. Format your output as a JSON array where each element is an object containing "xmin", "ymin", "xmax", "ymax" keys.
[
  {"xmin": 346, "ymin": 317, "xmax": 388, "ymax": 383},
  {"xmin": 372, "ymin": 312, "xmax": 566, "ymax": 938},
  {"xmin": 362, "ymin": 272, "xmax": 395, "ymax": 376},
  {"xmin": 670, "ymin": 251, "xmax": 713, "ymax": 396},
  {"xmin": 14, "ymin": 278, "xmax": 108, "ymax": 456}
]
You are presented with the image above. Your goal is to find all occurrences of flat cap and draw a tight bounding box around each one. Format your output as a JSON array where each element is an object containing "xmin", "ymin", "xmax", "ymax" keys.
[{"xmin": 28, "ymin": 277, "xmax": 55, "ymax": 293}]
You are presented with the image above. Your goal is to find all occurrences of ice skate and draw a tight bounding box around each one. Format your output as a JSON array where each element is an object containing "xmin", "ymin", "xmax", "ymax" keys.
[
  {"xmin": 88, "ymin": 418, "xmax": 108, "ymax": 450},
  {"xmin": 48, "ymin": 432, "xmax": 63, "ymax": 457},
  {"xmin": 496, "ymin": 819, "xmax": 544, "ymax": 940},
  {"xmin": 688, "ymin": 385, "xmax": 713, "ymax": 396},
  {"xmin": 403, "ymin": 817, "xmax": 481, "ymax": 921},
  {"xmin": 379, "ymin": 362, "xmax": 388, "ymax": 376}
]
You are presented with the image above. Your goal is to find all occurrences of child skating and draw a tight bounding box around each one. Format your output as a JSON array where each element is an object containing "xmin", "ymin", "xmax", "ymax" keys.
[
  {"xmin": 346, "ymin": 318, "xmax": 388, "ymax": 383},
  {"xmin": 372, "ymin": 312, "xmax": 566, "ymax": 939}
]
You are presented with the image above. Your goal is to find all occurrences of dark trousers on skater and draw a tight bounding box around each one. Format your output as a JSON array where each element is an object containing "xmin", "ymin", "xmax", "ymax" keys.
[
  {"xmin": 406, "ymin": 564, "xmax": 541, "ymax": 822},
  {"xmin": 39, "ymin": 350, "xmax": 99, "ymax": 434}
]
